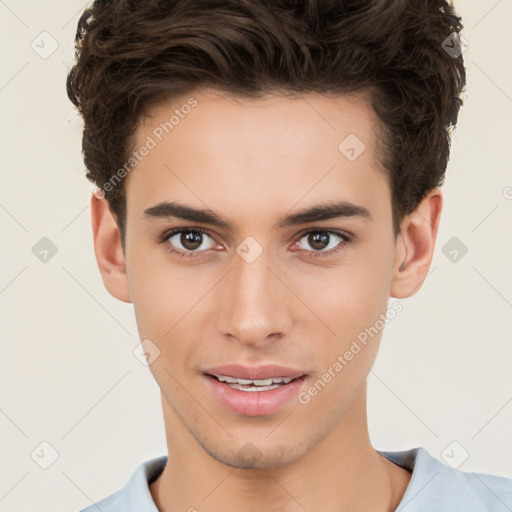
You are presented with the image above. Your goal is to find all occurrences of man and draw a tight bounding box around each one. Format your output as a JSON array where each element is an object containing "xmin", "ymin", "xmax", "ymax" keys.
[{"xmin": 67, "ymin": 0, "xmax": 512, "ymax": 510}]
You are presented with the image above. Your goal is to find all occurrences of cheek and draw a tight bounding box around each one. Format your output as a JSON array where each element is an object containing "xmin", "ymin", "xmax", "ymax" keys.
[
  {"xmin": 300, "ymin": 254, "xmax": 393, "ymax": 341},
  {"xmin": 297, "ymin": 240, "xmax": 394, "ymax": 383},
  {"xmin": 127, "ymin": 253, "xmax": 183, "ymax": 340},
  {"xmin": 131, "ymin": 276, "xmax": 194, "ymax": 340},
  {"xmin": 127, "ymin": 254, "xmax": 219, "ymax": 368},
  {"xmin": 299, "ymin": 287, "xmax": 386, "ymax": 413}
]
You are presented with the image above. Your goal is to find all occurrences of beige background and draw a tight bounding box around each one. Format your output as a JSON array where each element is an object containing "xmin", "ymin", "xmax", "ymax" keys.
[{"xmin": 1, "ymin": 1, "xmax": 511, "ymax": 510}]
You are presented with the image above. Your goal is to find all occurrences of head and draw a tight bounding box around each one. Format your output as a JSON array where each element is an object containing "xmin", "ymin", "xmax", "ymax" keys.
[{"xmin": 67, "ymin": 0, "xmax": 465, "ymax": 468}]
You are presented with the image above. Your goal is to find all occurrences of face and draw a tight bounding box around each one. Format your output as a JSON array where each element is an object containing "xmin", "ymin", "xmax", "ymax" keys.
[{"xmin": 122, "ymin": 89, "xmax": 399, "ymax": 468}]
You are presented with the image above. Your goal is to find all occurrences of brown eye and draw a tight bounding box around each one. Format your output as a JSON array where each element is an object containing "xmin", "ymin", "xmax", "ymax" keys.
[
  {"xmin": 296, "ymin": 230, "xmax": 348, "ymax": 254},
  {"xmin": 180, "ymin": 230, "xmax": 203, "ymax": 250},
  {"xmin": 165, "ymin": 229, "xmax": 216, "ymax": 253},
  {"xmin": 307, "ymin": 232, "xmax": 330, "ymax": 250}
]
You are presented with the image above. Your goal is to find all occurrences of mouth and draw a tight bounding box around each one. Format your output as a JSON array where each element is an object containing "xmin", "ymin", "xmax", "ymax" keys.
[
  {"xmin": 202, "ymin": 365, "xmax": 309, "ymax": 416},
  {"xmin": 205, "ymin": 373, "xmax": 306, "ymax": 392}
]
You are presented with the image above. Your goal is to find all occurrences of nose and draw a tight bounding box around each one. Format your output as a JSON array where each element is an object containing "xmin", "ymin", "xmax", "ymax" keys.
[{"xmin": 217, "ymin": 247, "xmax": 292, "ymax": 348}]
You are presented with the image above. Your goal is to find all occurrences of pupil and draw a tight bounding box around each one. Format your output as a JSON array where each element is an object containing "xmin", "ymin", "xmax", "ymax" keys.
[
  {"xmin": 181, "ymin": 230, "xmax": 202, "ymax": 250},
  {"xmin": 309, "ymin": 231, "xmax": 329, "ymax": 251}
]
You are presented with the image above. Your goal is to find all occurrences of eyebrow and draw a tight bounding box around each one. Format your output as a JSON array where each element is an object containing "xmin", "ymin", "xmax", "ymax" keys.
[{"xmin": 143, "ymin": 200, "xmax": 372, "ymax": 230}]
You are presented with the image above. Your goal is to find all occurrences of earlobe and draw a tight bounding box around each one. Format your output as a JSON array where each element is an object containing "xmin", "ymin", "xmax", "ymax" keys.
[
  {"xmin": 90, "ymin": 191, "xmax": 132, "ymax": 303},
  {"xmin": 390, "ymin": 188, "xmax": 443, "ymax": 299}
]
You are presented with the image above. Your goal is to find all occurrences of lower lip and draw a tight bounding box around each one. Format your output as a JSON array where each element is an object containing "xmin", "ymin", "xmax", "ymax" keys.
[{"xmin": 204, "ymin": 374, "xmax": 307, "ymax": 416}]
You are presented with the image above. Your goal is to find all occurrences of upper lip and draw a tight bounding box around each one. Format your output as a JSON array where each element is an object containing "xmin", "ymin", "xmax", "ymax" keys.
[{"xmin": 204, "ymin": 364, "xmax": 306, "ymax": 380}]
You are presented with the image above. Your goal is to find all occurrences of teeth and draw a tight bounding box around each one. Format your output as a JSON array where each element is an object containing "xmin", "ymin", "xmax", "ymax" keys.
[
  {"xmin": 219, "ymin": 375, "xmax": 238, "ymax": 383},
  {"xmin": 227, "ymin": 383, "xmax": 282, "ymax": 392},
  {"xmin": 252, "ymin": 378, "xmax": 273, "ymax": 386},
  {"xmin": 216, "ymin": 375, "xmax": 295, "ymax": 385}
]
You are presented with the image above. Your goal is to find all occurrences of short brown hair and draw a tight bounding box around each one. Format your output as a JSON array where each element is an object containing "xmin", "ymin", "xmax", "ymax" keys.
[{"xmin": 66, "ymin": 0, "xmax": 466, "ymax": 246}]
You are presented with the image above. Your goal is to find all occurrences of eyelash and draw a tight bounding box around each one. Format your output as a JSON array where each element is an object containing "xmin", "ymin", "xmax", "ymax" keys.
[{"xmin": 158, "ymin": 228, "xmax": 352, "ymax": 259}]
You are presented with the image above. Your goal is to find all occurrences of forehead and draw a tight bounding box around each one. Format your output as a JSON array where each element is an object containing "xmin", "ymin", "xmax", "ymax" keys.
[
  {"xmin": 126, "ymin": 89, "xmax": 391, "ymax": 228},
  {"xmin": 138, "ymin": 88, "xmax": 380, "ymax": 159}
]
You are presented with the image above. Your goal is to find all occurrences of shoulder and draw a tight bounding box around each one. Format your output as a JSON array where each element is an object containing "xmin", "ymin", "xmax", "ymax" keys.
[
  {"xmin": 379, "ymin": 446, "xmax": 512, "ymax": 512},
  {"xmin": 78, "ymin": 455, "xmax": 167, "ymax": 512}
]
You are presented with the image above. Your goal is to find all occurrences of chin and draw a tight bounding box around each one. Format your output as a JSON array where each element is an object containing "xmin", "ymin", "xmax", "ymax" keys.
[{"xmin": 198, "ymin": 437, "xmax": 310, "ymax": 470}]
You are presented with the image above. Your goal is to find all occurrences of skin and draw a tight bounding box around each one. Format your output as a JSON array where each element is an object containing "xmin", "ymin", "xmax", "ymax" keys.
[{"xmin": 91, "ymin": 88, "xmax": 442, "ymax": 512}]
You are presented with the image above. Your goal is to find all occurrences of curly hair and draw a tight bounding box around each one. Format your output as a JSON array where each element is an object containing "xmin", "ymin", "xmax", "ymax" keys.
[{"xmin": 66, "ymin": 0, "xmax": 466, "ymax": 246}]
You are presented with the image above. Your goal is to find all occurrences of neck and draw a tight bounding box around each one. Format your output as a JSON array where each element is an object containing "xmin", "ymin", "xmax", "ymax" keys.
[{"xmin": 150, "ymin": 383, "xmax": 411, "ymax": 512}]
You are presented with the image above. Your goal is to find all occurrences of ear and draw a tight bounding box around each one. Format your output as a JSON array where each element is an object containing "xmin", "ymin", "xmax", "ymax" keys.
[
  {"xmin": 90, "ymin": 190, "xmax": 132, "ymax": 303},
  {"xmin": 390, "ymin": 187, "xmax": 443, "ymax": 298}
]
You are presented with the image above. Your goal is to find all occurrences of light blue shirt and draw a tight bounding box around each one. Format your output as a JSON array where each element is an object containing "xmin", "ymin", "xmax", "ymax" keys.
[{"xmin": 79, "ymin": 446, "xmax": 512, "ymax": 511}]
